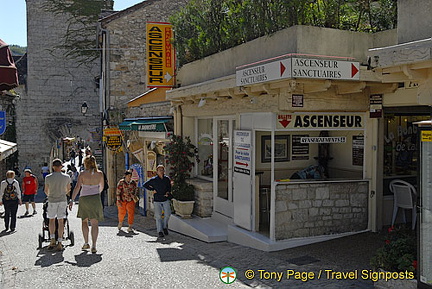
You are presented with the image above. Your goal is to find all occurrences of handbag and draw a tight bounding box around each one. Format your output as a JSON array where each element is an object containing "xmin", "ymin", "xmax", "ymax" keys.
[{"xmin": 132, "ymin": 194, "xmax": 139, "ymax": 203}]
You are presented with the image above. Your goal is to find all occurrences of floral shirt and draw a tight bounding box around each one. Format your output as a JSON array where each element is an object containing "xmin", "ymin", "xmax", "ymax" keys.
[{"xmin": 116, "ymin": 179, "xmax": 138, "ymax": 202}]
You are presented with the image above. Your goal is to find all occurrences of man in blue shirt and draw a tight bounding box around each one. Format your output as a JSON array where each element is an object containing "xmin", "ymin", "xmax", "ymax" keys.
[{"xmin": 143, "ymin": 165, "xmax": 172, "ymax": 238}]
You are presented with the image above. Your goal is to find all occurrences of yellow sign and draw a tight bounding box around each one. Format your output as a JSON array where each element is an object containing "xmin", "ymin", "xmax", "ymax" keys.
[
  {"xmin": 103, "ymin": 127, "xmax": 122, "ymax": 136},
  {"xmin": 421, "ymin": 130, "xmax": 432, "ymax": 142},
  {"xmin": 146, "ymin": 22, "xmax": 175, "ymax": 88},
  {"xmin": 106, "ymin": 135, "xmax": 122, "ymax": 151}
]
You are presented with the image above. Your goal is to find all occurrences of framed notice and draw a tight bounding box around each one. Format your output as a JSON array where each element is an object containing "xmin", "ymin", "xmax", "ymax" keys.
[
  {"xmin": 352, "ymin": 135, "xmax": 364, "ymax": 166},
  {"xmin": 292, "ymin": 94, "xmax": 304, "ymax": 107},
  {"xmin": 292, "ymin": 135, "xmax": 309, "ymax": 160},
  {"xmin": 261, "ymin": 135, "xmax": 289, "ymax": 163}
]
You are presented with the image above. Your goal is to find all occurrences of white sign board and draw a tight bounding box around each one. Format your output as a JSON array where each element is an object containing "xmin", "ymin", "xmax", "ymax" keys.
[
  {"xmin": 233, "ymin": 130, "xmax": 253, "ymax": 230},
  {"xmin": 277, "ymin": 113, "xmax": 364, "ymax": 130},
  {"xmin": 234, "ymin": 130, "xmax": 252, "ymax": 175},
  {"xmin": 236, "ymin": 59, "xmax": 292, "ymax": 86},
  {"xmin": 292, "ymin": 58, "xmax": 359, "ymax": 80},
  {"xmin": 236, "ymin": 57, "xmax": 360, "ymax": 86},
  {"xmin": 300, "ymin": 136, "xmax": 347, "ymax": 143}
]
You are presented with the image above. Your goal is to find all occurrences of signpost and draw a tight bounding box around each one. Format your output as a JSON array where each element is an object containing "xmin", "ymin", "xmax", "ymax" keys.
[{"xmin": 236, "ymin": 56, "xmax": 360, "ymax": 86}]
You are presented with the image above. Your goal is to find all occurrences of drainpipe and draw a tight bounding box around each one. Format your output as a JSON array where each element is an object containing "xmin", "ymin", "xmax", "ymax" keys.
[{"xmin": 98, "ymin": 24, "xmax": 114, "ymax": 205}]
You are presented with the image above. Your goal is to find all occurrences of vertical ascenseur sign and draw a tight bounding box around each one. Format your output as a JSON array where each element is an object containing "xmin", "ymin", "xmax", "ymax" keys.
[{"xmin": 146, "ymin": 22, "xmax": 175, "ymax": 88}]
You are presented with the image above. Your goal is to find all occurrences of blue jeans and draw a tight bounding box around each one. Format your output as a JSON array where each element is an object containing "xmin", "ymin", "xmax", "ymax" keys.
[{"xmin": 154, "ymin": 200, "xmax": 171, "ymax": 233}]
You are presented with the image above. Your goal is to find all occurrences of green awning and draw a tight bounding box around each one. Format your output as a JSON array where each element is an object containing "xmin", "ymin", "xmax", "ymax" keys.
[{"xmin": 118, "ymin": 118, "xmax": 172, "ymax": 132}]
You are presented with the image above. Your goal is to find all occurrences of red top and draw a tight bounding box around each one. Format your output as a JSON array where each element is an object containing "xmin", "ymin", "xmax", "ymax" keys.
[{"xmin": 22, "ymin": 175, "xmax": 37, "ymax": 195}]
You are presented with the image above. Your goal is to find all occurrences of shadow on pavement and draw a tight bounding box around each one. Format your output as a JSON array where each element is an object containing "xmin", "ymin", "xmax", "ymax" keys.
[
  {"xmin": 64, "ymin": 251, "xmax": 102, "ymax": 267},
  {"xmin": 35, "ymin": 249, "xmax": 65, "ymax": 267}
]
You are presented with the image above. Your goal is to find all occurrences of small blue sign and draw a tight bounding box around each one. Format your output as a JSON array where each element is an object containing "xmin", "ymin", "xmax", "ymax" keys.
[{"xmin": 0, "ymin": 111, "xmax": 6, "ymax": 135}]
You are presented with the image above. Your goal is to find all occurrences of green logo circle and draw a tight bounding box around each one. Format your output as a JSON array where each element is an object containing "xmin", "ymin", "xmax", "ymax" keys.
[{"xmin": 220, "ymin": 266, "xmax": 237, "ymax": 284}]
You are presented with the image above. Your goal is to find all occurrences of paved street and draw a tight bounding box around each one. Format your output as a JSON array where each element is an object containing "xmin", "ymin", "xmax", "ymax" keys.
[{"xmin": 0, "ymin": 189, "xmax": 385, "ymax": 289}]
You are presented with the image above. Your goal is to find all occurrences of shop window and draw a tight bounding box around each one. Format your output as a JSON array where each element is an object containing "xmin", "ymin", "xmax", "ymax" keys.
[
  {"xmin": 383, "ymin": 114, "xmax": 429, "ymax": 194},
  {"xmin": 198, "ymin": 119, "xmax": 213, "ymax": 178}
]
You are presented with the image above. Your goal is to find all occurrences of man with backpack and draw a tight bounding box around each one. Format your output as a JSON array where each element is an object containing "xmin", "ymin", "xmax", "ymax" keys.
[{"xmin": 0, "ymin": 170, "xmax": 22, "ymax": 232}]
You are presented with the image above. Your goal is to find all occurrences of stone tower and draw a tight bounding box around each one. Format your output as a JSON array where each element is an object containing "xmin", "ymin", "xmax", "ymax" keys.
[{"xmin": 18, "ymin": 0, "xmax": 112, "ymax": 176}]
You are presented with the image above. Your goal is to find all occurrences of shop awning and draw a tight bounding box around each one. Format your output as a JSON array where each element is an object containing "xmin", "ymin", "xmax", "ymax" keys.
[
  {"xmin": 118, "ymin": 116, "xmax": 173, "ymax": 132},
  {"xmin": 0, "ymin": 39, "xmax": 19, "ymax": 91},
  {"xmin": 0, "ymin": 139, "xmax": 17, "ymax": 161}
]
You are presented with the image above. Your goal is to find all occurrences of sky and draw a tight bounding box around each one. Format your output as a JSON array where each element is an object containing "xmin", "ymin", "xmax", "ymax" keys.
[{"xmin": 0, "ymin": 0, "xmax": 144, "ymax": 47}]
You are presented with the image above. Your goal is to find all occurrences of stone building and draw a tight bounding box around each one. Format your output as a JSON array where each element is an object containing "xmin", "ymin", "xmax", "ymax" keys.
[
  {"xmin": 17, "ymin": 0, "xmax": 113, "ymax": 179},
  {"xmin": 98, "ymin": 0, "xmax": 190, "ymax": 204}
]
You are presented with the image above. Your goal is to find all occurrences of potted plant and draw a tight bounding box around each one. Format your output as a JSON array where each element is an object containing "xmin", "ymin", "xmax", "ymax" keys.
[
  {"xmin": 164, "ymin": 135, "xmax": 199, "ymax": 218},
  {"xmin": 370, "ymin": 225, "xmax": 417, "ymax": 288}
]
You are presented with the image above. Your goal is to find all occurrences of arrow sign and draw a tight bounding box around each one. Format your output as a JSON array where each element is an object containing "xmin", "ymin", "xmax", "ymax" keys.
[
  {"xmin": 235, "ymin": 161, "xmax": 248, "ymax": 167},
  {"xmin": 164, "ymin": 72, "xmax": 172, "ymax": 83},
  {"xmin": 280, "ymin": 62, "xmax": 286, "ymax": 77},
  {"xmin": 351, "ymin": 63, "xmax": 359, "ymax": 78},
  {"xmin": 279, "ymin": 119, "xmax": 291, "ymax": 128}
]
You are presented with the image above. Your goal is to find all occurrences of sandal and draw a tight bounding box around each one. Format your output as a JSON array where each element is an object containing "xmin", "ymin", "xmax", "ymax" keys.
[
  {"xmin": 82, "ymin": 243, "xmax": 90, "ymax": 250},
  {"xmin": 91, "ymin": 247, "xmax": 97, "ymax": 254}
]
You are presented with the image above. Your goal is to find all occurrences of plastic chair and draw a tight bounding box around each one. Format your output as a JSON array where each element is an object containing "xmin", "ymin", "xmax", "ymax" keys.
[{"xmin": 389, "ymin": 179, "xmax": 417, "ymax": 230}]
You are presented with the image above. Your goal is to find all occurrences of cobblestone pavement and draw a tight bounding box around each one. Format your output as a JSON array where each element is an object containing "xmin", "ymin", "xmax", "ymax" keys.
[{"xmin": 0, "ymin": 197, "xmax": 386, "ymax": 289}]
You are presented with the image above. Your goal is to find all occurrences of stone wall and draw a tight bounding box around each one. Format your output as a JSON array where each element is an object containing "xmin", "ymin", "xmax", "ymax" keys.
[
  {"xmin": 275, "ymin": 181, "xmax": 369, "ymax": 240},
  {"xmin": 188, "ymin": 178, "xmax": 213, "ymax": 218},
  {"xmin": 19, "ymin": 0, "xmax": 102, "ymax": 180},
  {"xmin": 127, "ymin": 101, "xmax": 171, "ymax": 118},
  {"xmin": 101, "ymin": 0, "xmax": 190, "ymax": 111}
]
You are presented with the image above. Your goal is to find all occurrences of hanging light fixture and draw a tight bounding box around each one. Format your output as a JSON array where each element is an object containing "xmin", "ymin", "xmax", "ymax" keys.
[{"xmin": 81, "ymin": 102, "xmax": 88, "ymax": 115}]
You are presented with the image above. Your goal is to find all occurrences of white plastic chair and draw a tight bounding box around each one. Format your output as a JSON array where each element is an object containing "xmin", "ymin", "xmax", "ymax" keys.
[{"xmin": 389, "ymin": 179, "xmax": 417, "ymax": 230}]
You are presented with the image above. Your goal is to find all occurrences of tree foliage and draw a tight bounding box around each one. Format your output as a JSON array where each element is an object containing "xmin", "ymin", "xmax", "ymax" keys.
[{"xmin": 170, "ymin": 0, "xmax": 397, "ymax": 65}]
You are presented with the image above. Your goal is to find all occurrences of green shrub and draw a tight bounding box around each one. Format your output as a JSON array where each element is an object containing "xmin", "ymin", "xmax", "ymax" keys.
[{"xmin": 370, "ymin": 225, "xmax": 417, "ymax": 273}]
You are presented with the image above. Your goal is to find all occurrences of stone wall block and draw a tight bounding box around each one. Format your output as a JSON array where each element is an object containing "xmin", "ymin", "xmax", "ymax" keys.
[
  {"xmin": 292, "ymin": 188, "xmax": 307, "ymax": 200},
  {"xmin": 335, "ymin": 200, "xmax": 350, "ymax": 207},
  {"xmin": 322, "ymin": 200, "xmax": 334, "ymax": 207},
  {"xmin": 275, "ymin": 201, "xmax": 288, "ymax": 212},
  {"xmin": 315, "ymin": 187, "xmax": 329, "ymax": 199},
  {"xmin": 309, "ymin": 207, "xmax": 319, "ymax": 217},
  {"xmin": 350, "ymin": 193, "xmax": 367, "ymax": 207},
  {"xmin": 299, "ymin": 200, "xmax": 312, "ymax": 209}
]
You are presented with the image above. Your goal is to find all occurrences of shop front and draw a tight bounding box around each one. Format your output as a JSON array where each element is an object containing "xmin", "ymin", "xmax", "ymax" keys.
[
  {"xmin": 118, "ymin": 116, "xmax": 173, "ymax": 215},
  {"xmin": 168, "ymin": 54, "xmax": 392, "ymax": 250}
]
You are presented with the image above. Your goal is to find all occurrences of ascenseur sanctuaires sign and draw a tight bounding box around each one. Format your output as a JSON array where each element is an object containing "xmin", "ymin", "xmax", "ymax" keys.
[{"xmin": 236, "ymin": 56, "xmax": 360, "ymax": 86}]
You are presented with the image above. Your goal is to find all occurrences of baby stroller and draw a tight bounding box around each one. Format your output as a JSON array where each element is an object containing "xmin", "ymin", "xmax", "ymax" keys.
[{"xmin": 38, "ymin": 198, "xmax": 75, "ymax": 249}]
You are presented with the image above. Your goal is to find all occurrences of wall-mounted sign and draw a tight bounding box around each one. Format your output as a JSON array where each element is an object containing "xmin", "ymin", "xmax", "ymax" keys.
[
  {"xmin": 234, "ymin": 130, "xmax": 251, "ymax": 175},
  {"xmin": 236, "ymin": 56, "xmax": 360, "ymax": 86},
  {"xmin": 421, "ymin": 131, "xmax": 432, "ymax": 142},
  {"xmin": 292, "ymin": 94, "xmax": 304, "ymax": 107},
  {"xmin": 106, "ymin": 135, "xmax": 122, "ymax": 151},
  {"xmin": 370, "ymin": 94, "xmax": 383, "ymax": 118},
  {"xmin": 352, "ymin": 135, "xmax": 364, "ymax": 166},
  {"xmin": 300, "ymin": 136, "xmax": 346, "ymax": 143},
  {"xmin": 291, "ymin": 58, "xmax": 359, "ymax": 80},
  {"xmin": 292, "ymin": 135, "xmax": 309, "ymax": 160},
  {"xmin": 146, "ymin": 22, "xmax": 175, "ymax": 88},
  {"xmin": 277, "ymin": 113, "xmax": 364, "ymax": 130},
  {"xmin": 0, "ymin": 111, "xmax": 6, "ymax": 135}
]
